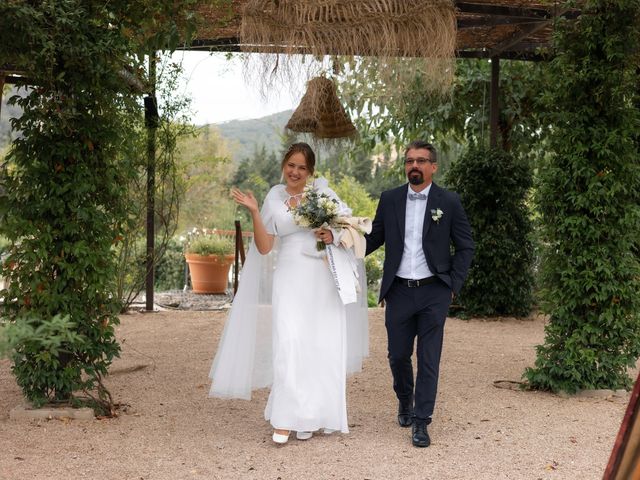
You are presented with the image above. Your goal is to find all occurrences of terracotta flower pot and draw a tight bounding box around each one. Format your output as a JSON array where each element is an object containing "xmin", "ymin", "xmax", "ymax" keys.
[{"xmin": 185, "ymin": 253, "xmax": 235, "ymax": 294}]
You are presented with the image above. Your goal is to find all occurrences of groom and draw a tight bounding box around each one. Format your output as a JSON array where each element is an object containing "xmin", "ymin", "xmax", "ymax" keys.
[{"xmin": 365, "ymin": 140, "xmax": 474, "ymax": 447}]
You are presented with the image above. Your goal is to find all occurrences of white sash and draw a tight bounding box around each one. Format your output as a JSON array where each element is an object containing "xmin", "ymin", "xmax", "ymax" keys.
[{"xmin": 326, "ymin": 244, "xmax": 360, "ymax": 305}]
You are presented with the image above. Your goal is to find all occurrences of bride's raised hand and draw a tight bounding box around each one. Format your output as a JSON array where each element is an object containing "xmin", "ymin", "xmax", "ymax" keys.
[{"xmin": 231, "ymin": 187, "xmax": 259, "ymax": 213}]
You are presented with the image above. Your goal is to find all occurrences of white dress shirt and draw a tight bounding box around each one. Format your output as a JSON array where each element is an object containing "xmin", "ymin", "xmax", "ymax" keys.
[{"xmin": 396, "ymin": 184, "xmax": 433, "ymax": 280}]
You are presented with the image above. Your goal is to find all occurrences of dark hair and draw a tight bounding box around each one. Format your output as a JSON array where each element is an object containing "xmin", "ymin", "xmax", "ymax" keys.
[
  {"xmin": 405, "ymin": 140, "xmax": 437, "ymax": 163},
  {"xmin": 281, "ymin": 142, "xmax": 316, "ymax": 175}
]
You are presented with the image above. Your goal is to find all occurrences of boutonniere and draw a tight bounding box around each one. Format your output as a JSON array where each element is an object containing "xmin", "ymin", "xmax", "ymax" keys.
[{"xmin": 431, "ymin": 208, "xmax": 443, "ymax": 224}]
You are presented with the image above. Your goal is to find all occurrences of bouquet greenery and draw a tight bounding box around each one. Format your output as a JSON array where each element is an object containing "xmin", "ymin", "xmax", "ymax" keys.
[{"xmin": 289, "ymin": 185, "xmax": 340, "ymax": 251}]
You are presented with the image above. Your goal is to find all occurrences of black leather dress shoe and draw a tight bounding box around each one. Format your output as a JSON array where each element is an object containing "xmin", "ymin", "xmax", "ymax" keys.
[
  {"xmin": 397, "ymin": 402, "xmax": 414, "ymax": 428},
  {"xmin": 412, "ymin": 421, "xmax": 431, "ymax": 447}
]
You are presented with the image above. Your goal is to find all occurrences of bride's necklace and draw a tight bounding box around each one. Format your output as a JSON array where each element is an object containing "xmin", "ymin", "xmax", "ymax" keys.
[{"xmin": 284, "ymin": 188, "xmax": 304, "ymax": 208}]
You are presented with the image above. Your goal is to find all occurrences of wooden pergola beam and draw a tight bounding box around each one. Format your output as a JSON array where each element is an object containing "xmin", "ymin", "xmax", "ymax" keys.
[
  {"xmin": 457, "ymin": 48, "xmax": 548, "ymax": 61},
  {"xmin": 489, "ymin": 8, "xmax": 571, "ymax": 58},
  {"xmin": 458, "ymin": 16, "xmax": 545, "ymax": 28},
  {"xmin": 455, "ymin": 2, "xmax": 552, "ymax": 20},
  {"xmin": 3, "ymin": 75, "xmax": 27, "ymax": 84},
  {"xmin": 183, "ymin": 38, "xmax": 551, "ymax": 62}
]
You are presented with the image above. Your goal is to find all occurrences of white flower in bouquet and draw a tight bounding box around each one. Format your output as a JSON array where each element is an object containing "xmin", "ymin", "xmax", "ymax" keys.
[
  {"xmin": 293, "ymin": 213, "xmax": 311, "ymax": 229},
  {"xmin": 319, "ymin": 197, "xmax": 338, "ymax": 215}
]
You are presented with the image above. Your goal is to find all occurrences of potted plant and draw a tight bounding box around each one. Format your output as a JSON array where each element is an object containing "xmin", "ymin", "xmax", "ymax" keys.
[{"xmin": 184, "ymin": 228, "xmax": 235, "ymax": 294}]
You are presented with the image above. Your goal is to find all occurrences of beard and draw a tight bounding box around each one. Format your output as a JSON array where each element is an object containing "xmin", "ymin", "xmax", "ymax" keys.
[{"xmin": 408, "ymin": 170, "xmax": 424, "ymax": 185}]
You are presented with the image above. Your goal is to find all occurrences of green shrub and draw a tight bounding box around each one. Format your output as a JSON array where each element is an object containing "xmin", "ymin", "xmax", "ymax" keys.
[
  {"xmin": 367, "ymin": 290, "xmax": 379, "ymax": 308},
  {"xmin": 328, "ymin": 174, "xmax": 378, "ymax": 220},
  {"xmin": 365, "ymin": 249, "xmax": 383, "ymax": 288},
  {"xmin": 1, "ymin": 315, "xmax": 86, "ymax": 407},
  {"xmin": 445, "ymin": 145, "xmax": 534, "ymax": 317},
  {"xmin": 0, "ymin": 236, "xmax": 10, "ymax": 256},
  {"xmin": 365, "ymin": 248, "xmax": 384, "ymax": 306},
  {"xmin": 155, "ymin": 237, "xmax": 186, "ymax": 291}
]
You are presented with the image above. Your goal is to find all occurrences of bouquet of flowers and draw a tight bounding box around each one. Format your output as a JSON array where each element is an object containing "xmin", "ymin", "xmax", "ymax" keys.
[{"xmin": 289, "ymin": 184, "xmax": 340, "ymax": 251}]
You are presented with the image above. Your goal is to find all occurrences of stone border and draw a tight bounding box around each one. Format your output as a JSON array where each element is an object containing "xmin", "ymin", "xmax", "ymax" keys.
[
  {"xmin": 10, "ymin": 404, "xmax": 94, "ymax": 421},
  {"xmin": 132, "ymin": 290, "xmax": 232, "ymax": 311}
]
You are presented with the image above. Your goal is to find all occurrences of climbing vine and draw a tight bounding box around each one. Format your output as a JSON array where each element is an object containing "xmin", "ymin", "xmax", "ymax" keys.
[
  {"xmin": 524, "ymin": 0, "xmax": 640, "ymax": 393},
  {"xmin": 0, "ymin": 0, "xmax": 211, "ymax": 412}
]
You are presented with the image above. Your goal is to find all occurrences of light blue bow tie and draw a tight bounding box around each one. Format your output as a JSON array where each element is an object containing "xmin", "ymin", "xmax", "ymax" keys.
[{"xmin": 408, "ymin": 192, "xmax": 427, "ymax": 201}]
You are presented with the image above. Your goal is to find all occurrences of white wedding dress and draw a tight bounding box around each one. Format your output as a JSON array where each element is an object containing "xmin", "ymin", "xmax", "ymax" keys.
[{"xmin": 209, "ymin": 181, "xmax": 368, "ymax": 434}]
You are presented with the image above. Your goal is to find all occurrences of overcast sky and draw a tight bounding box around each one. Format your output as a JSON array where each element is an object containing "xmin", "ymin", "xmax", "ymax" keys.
[{"xmin": 170, "ymin": 51, "xmax": 304, "ymax": 126}]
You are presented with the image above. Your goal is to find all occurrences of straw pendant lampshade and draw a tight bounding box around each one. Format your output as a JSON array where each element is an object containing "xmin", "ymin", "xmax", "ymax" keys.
[
  {"xmin": 285, "ymin": 76, "xmax": 357, "ymax": 139},
  {"xmin": 241, "ymin": 0, "xmax": 457, "ymax": 96}
]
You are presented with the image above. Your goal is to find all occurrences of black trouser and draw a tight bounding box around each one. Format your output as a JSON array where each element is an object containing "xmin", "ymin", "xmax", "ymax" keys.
[{"xmin": 384, "ymin": 277, "xmax": 452, "ymax": 421}]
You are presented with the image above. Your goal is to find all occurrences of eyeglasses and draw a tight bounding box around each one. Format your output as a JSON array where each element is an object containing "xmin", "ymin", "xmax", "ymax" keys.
[{"xmin": 404, "ymin": 157, "xmax": 435, "ymax": 166}]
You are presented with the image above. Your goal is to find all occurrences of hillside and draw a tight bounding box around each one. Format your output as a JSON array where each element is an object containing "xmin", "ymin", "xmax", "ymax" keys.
[
  {"xmin": 1, "ymin": 93, "xmax": 293, "ymax": 160},
  {"xmin": 213, "ymin": 110, "xmax": 292, "ymax": 160},
  {"xmin": 1, "ymin": 94, "xmax": 304, "ymax": 163},
  {"xmin": 212, "ymin": 110, "xmax": 348, "ymax": 165}
]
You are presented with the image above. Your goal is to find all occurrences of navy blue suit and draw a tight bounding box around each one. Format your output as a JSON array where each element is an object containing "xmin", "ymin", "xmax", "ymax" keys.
[{"xmin": 365, "ymin": 182, "xmax": 474, "ymax": 421}]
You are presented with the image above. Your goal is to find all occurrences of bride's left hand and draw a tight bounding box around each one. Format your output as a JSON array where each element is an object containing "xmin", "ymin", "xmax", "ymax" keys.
[{"xmin": 315, "ymin": 228, "xmax": 333, "ymax": 244}]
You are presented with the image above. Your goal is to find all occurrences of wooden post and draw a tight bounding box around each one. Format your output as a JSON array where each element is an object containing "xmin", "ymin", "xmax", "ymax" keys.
[
  {"xmin": 489, "ymin": 56, "xmax": 500, "ymax": 149},
  {"xmin": 603, "ymin": 372, "xmax": 640, "ymax": 479},
  {"xmin": 145, "ymin": 54, "xmax": 158, "ymax": 311}
]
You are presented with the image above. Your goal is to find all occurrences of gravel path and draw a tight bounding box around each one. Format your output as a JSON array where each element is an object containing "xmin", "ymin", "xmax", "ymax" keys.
[{"xmin": 0, "ymin": 308, "xmax": 631, "ymax": 480}]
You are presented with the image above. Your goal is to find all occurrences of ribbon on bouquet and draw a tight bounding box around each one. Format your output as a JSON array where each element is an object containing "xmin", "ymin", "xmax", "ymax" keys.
[{"xmin": 325, "ymin": 244, "xmax": 360, "ymax": 305}]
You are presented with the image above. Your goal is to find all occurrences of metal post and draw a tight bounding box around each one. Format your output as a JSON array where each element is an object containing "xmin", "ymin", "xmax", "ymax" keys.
[
  {"xmin": 233, "ymin": 220, "xmax": 247, "ymax": 295},
  {"xmin": 489, "ymin": 56, "xmax": 500, "ymax": 149},
  {"xmin": 183, "ymin": 260, "xmax": 190, "ymax": 292},
  {"xmin": 145, "ymin": 54, "xmax": 158, "ymax": 311}
]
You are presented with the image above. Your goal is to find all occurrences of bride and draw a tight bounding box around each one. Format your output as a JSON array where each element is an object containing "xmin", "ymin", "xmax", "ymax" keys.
[{"xmin": 208, "ymin": 142, "xmax": 368, "ymax": 444}]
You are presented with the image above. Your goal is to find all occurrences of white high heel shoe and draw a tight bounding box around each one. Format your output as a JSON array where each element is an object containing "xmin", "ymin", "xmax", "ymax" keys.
[
  {"xmin": 322, "ymin": 428, "xmax": 338, "ymax": 434},
  {"xmin": 272, "ymin": 430, "xmax": 290, "ymax": 444},
  {"xmin": 296, "ymin": 431, "xmax": 313, "ymax": 440}
]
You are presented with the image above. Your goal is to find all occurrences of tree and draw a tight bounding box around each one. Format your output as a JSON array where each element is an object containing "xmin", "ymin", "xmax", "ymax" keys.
[
  {"xmin": 230, "ymin": 143, "xmax": 281, "ymax": 206},
  {"xmin": 338, "ymin": 58, "xmax": 549, "ymax": 160},
  {"xmin": 176, "ymin": 124, "xmax": 235, "ymax": 232}
]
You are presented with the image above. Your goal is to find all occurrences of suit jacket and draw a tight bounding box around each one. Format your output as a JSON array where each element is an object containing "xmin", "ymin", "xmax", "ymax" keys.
[{"xmin": 365, "ymin": 182, "xmax": 475, "ymax": 302}]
